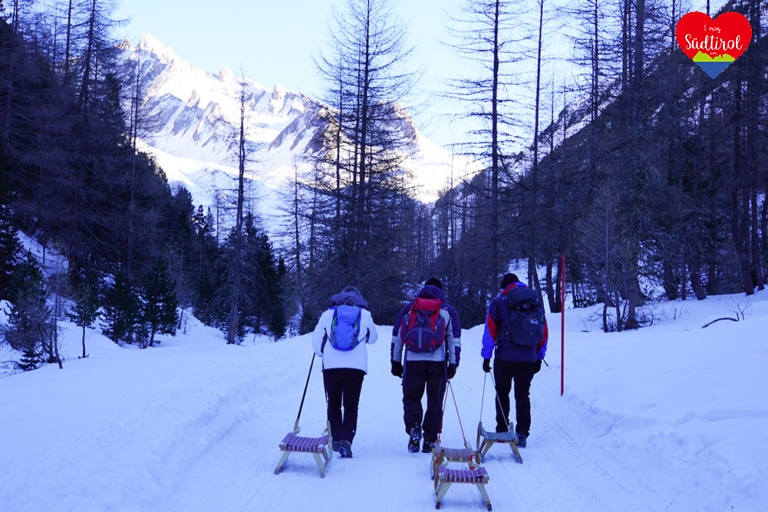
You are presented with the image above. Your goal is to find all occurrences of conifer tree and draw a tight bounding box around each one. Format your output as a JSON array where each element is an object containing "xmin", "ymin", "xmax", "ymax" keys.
[
  {"xmin": 3, "ymin": 252, "xmax": 55, "ymax": 367},
  {"xmin": 68, "ymin": 263, "xmax": 100, "ymax": 358},
  {"xmin": 140, "ymin": 258, "xmax": 178, "ymax": 348},
  {"xmin": 443, "ymin": 0, "xmax": 532, "ymax": 306},
  {"xmin": 309, "ymin": 0, "xmax": 418, "ymax": 321},
  {"xmin": 101, "ymin": 266, "xmax": 138, "ymax": 344},
  {"xmin": 0, "ymin": 201, "xmax": 19, "ymax": 301}
]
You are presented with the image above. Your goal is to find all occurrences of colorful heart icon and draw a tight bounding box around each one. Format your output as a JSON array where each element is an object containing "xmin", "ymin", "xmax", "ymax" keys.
[{"xmin": 675, "ymin": 11, "xmax": 752, "ymax": 78}]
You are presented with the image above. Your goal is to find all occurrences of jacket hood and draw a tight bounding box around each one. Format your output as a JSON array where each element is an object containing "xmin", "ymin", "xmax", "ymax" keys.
[
  {"xmin": 417, "ymin": 284, "xmax": 446, "ymax": 301},
  {"xmin": 329, "ymin": 289, "xmax": 368, "ymax": 309}
]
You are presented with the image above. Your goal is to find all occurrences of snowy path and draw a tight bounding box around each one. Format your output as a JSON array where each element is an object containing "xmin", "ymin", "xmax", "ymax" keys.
[
  {"xmin": 4, "ymin": 295, "xmax": 768, "ymax": 512},
  {"xmin": 155, "ymin": 329, "xmax": 667, "ymax": 512}
]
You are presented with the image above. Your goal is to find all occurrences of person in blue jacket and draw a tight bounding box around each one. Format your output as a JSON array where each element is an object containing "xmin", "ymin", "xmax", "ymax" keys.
[{"xmin": 481, "ymin": 273, "xmax": 548, "ymax": 448}]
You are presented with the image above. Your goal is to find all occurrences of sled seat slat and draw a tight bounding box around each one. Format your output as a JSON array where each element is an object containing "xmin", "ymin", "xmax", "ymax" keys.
[
  {"xmin": 438, "ymin": 466, "xmax": 489, "ymax": 484},
  {"xmin": 438, "ymin": 446, "xmax": 476, "ymax": 461},
  {"xmin": 430, "ymin": 444, "xmax": 480, "ymax": 480},
  {"xmin": 279, "ymin": 432, "xmax": 329, "ymax": 453},
  {"xmin": 480, "ymin": 429, "xmax": 518, "ymax": 442}
]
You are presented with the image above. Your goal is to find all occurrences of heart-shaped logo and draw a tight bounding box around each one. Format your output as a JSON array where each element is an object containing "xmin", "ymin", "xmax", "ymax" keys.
[{"xmin": 675, "ymin": 11, "xmax": 752, "ymax": 78}]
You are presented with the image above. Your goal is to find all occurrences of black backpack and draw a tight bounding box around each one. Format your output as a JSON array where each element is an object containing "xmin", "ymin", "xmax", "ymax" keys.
[{"xmin": 497, "ymin": 287, "xmax": 545, "ymax": 347}]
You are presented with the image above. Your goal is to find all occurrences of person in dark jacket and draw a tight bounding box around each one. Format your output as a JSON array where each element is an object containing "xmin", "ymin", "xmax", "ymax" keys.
[
  {"xmin": 391, "ymin": 278, "xmax": 461, "ymax": 453},
  {"xmin": 481, "ymin": 273, "xmax": 548, "ymax": 448}
]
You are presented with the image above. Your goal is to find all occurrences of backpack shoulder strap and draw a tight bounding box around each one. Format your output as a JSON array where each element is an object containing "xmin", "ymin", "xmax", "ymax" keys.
[{"xmin": 320, "ymin": 307, "xmax": 338, "ymax": 354}]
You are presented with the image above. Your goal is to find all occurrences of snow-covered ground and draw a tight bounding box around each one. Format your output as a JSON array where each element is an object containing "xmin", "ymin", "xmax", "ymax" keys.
[{"xmin": 1, "ymin": 289, "xmax": 767, "ymax": 512}]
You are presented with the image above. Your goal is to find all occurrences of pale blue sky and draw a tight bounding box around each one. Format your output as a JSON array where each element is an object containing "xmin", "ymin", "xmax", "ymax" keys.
[
  {"xmin": 115, "ymin": 0, "xmax": 465, "ymax": 146},
  {"xmin": 114, "ymin": 0, "xmax": 725, "ymax": 149}
]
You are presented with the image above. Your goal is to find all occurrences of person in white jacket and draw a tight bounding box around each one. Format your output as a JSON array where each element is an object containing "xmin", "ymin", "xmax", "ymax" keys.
[{"xmin": 312, "ymin": 286, "xmax": 378, "ymax": 458}]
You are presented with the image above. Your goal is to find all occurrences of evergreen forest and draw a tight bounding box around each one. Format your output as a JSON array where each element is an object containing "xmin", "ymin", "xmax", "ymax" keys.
[{"xmin": 0, "ymin": 0, "xmax": 766, "ymax": 371}]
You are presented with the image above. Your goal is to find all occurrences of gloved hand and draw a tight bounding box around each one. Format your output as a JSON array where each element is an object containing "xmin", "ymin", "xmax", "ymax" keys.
[
  {"xmin": 391, "ymin": 360, "xmax": 403, "ymax": 377},
  {"xmin": 447, "ymin": 364, "xmax": 457, "ymax": 379},
  {"xmin": 534, "ymin": 359, "xmax": 542, "ymax": 374},
  {"xmin": 482, "ymin": 359, "xmax": 491, "ymax": 373}
]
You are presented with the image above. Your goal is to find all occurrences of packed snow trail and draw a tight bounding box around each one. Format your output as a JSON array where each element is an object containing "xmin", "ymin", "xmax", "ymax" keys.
[
  {"xmin": 4, "ymin": 294, "xmax": 767, "ymax": 512},
  {"xmin": 156, "ymin": 326, "xmax": 667, "ymax": 512}
]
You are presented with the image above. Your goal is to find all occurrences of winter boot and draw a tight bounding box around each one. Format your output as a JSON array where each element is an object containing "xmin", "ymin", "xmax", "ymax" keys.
[
  {"xmin": 338, "ymin": 440, "xmax": 353, "ymax": 458},
  {"xmin": 516, "ymin": 433, "xmax": 528, "ymax": 448},
  {"xmin": 332, "ymin": 441, "xmax": 340, "ymax": 452},
  {"xmin": 408, "ymin": 424, "xmax": 422, "ymax": 453},
  {"xmin": 422, "ymin": 439, "xmax": 436, "ymax": 454}
]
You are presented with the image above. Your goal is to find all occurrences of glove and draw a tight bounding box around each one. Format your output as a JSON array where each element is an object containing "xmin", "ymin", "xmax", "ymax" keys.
[
  {"xmin": 446, "ymin": 364, "xmax": 457, "ymax": 379},
  {"xmin": 391, "ymin": 360, "xmax": 403, "ymax": 377},
  {"xmin": 534, "ymin": 359, "xmax": 542, "ymax": 374},
  {"xmin": 482, "ymin": 359, "xmax": 491, "ymax": 373}
]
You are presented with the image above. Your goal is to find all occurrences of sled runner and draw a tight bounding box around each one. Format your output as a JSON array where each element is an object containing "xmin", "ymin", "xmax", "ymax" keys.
[
  {"xmin": 274, "ymin": 422, "xmax": 333, "ymax": 478},
  {"xmin": 274, "ymin": 354, "xmax": 332, "ymax": 478}
]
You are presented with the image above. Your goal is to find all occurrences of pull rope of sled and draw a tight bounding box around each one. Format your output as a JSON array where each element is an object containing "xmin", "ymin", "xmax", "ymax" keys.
[
  {"xmin": 438, "ymin": 376, "xmax": 472, "ymax": 451},
  {"xmin": 293, "ymin": 353, "xmax": 316, "ymax": 432},
  {"xmin": 275, "ymin": 352, "xmax": 332, "ymax": 478},
  {"xmin": 479, "ymin": 372, "xmax": 487, "ymax": 423},
  {"xmin": 479, "ymin": 368, "xmax": 511, "ymax": 432},
  {"xmin": 477, "ymin": 368, "xmax": 523, "ymax": 464}
]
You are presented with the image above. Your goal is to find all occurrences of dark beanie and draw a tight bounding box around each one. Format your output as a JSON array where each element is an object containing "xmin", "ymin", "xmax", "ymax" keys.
[
  {"xmin": 500, "ymin": 273, "xmax": 519, "ymax": 289},
  {"xmin": 425, "ymin": 277, "xmax": 443, "ymax": 289}
]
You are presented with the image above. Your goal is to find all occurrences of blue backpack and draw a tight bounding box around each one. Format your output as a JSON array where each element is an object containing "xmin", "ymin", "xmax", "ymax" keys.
[
  {"xmin": 498, "ymin": 287, "xmax": 545, "ymax": 347},
  {"xmin": 327, "ymin": 304, "xmax": 364, "ymax": 351}
]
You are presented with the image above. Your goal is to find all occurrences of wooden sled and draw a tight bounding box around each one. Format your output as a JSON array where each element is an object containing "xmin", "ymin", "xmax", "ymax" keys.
[
  {"xmin": 434, "ymin": 465, "xmax": 492, "ymax": 510},
  {"xmin": 476, "ymin": 421, "xmax": 523, "ymax": 464},
  {"xmin": 274, "ymin": 421, "xmax": 332, "ymax": 477},
  {"xmin": 431, "ymin": 443, "xmax": 491, "ymax": 510}
]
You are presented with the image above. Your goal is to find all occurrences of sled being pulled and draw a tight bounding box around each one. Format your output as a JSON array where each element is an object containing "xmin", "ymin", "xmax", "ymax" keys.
[
  {"xmin": 431, "ymin": 444, "xmax": 492, "ymax": 511},
  {"xmin": 274, "ymin": 422, "xmax": 332, "ymax": 478},
  {"xmin": 274, "ymin": 354, "xmax": 332, "ymax": 478},
  {"xmin": 431, "ymin": 379, "xmax": 493, "ymax": 510},
  {"xmin": 477, "ymin": 421, "xmax": 523, "ymax": 464}
]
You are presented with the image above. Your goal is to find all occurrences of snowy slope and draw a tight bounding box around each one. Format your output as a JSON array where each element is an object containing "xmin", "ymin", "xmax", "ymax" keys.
[
  {"xmin": 1, "ymin": 290, "xmax": 767, "ymax": 511},
  {"xmin": 117, "ymin": 34, "xmax": 480, "ymax": 220}
]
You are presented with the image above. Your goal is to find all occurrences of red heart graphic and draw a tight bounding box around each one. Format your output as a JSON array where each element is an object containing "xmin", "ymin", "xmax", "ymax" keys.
[{"xmin": 676, "ymin": 11, "xmax": 752, "ymax": 61}]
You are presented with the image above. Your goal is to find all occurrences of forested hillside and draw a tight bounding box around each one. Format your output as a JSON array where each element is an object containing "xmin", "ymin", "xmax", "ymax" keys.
[{"xmin": 1, "ymin": 0, "xmax": 766, "ymax": 372}]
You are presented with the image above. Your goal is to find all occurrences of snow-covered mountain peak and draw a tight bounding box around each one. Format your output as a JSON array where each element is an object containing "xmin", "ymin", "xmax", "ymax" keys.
[
  {"xmin": 116, "ymin": 34, "xmax": 480, "ymax": 228},
  {"xmin": 216, "ymin": 67, "xmax": 236, "ymax": 84},
  {"xmin": 135, "ymin": 33, "xmax": 180, "ymax": 66}
]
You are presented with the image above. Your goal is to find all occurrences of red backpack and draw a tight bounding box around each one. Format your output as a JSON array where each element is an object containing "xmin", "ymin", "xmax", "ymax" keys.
[{"xmin": 399, "ymin": 297, "xmax": 447, "ymax": 353}]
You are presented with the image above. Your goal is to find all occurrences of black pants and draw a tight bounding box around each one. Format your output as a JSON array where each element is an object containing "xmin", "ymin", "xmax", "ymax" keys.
[
  {"xmin": 493, "ymin": 359, "xmax": 536, "ymax": 436},
  {"xmin": 402, "ymin": 360, "xmax": 447, "ymax": 443},
  {"xmin": 323, "ymin": 368, "xmax": 365, "ymax": 444}
]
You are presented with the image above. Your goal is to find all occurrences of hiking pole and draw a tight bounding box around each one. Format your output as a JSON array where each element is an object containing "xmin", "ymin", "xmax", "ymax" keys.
[{"xmin": 294, "ymin": 353, "xmax": 316, "ymax": 432}]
